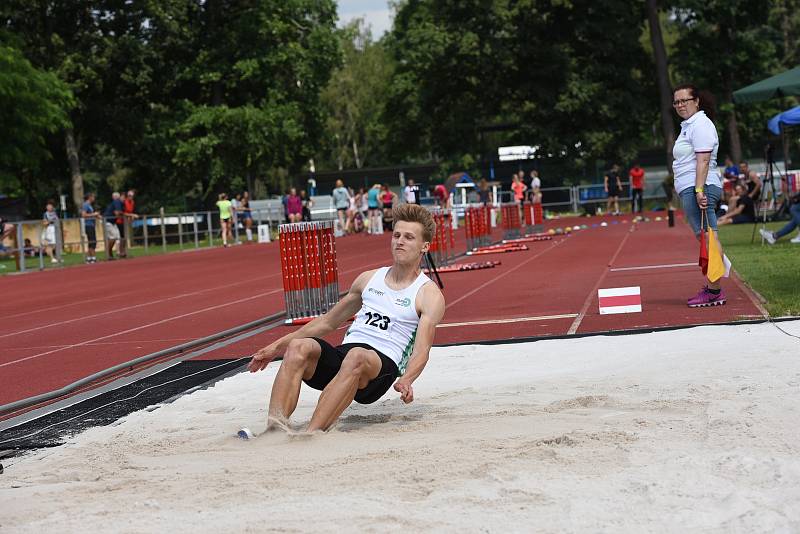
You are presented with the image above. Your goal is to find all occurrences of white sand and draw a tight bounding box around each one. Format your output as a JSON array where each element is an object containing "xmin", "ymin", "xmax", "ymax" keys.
[{"xmin": 2, "ymin": 321, "xmax": 800, "ymax": 533}]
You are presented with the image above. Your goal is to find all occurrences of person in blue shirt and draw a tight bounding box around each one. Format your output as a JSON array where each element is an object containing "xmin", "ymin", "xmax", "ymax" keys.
[
  {"xmin": 80, "ymin": 193, "xmax": 101, "ymax": 263},
  {"xmin": 103, "ymin": 192, "xmax": 124, "ymax": 259}
]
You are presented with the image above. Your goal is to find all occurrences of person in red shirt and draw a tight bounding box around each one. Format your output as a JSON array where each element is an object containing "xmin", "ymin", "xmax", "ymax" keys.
[
  {"xmin": 629, "ymin": 163, "xmax": 645, "ymax": 213},
  {"xmin": 120, "ymin": 190, "xmax": 139, "ymax": 258}
]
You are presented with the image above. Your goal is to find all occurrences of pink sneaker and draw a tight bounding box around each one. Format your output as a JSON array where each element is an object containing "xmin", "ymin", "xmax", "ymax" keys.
[
  {"xmin": 687, "ymin": 287, "xmax": 726, "ymax": 308},
  {"xmin": 687, "ymin": 286, "xmax": 707, "ymax": 306}
]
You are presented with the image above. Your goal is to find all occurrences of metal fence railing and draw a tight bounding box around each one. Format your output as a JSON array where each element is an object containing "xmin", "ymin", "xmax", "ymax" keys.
[{"xmin": 0, "ymin": 206, "xmax": 317, "ymax": 273}]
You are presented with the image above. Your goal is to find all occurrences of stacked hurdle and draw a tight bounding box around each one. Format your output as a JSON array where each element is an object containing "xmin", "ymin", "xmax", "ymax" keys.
[
  {"xmin": 522, "ymin": 202, "xmax": 544, "ymax": 234},
  {"xmin": 464, "ymin": 205, "xmax": 491, "ymax": 251},
  {"xmin": 279, "ymin": 221, "xmax": 339, "ymax": 325},
  {"xmin": 501, "ymin": 203, "xmax": 522, "ymax": 239},
  {"xmin": 428, "ymin": 209, "xmax": 456, "ymax": 267}
]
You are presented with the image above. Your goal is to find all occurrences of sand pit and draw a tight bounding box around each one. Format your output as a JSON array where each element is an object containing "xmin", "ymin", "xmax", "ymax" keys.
[{"xmin": 2, "ymin": 320, "xmax": 800, "ymax": 532}]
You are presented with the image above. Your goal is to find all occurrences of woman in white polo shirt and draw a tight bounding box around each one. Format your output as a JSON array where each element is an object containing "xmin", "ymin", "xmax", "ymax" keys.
[{"xmin": 672, "ymin": 84, "xmax": 725, "ymax": 308}]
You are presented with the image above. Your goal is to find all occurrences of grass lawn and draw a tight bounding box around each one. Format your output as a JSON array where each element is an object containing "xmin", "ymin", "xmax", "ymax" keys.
[{"xmin": 718, "ymin": 221, "xmax": 800, "ymax": 317}]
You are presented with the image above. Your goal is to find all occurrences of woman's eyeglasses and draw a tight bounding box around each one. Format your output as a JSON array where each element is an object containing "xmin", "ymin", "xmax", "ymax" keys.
[{"xmin": 672, "ymin": 98, "xmax": 697, "ymax": 107}]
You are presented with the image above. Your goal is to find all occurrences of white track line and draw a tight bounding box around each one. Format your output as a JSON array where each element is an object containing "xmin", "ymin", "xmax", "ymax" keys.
[
  {"xmin": 567, "ymin": 228, "xmax": 634, "ymax": 335},
  {"xmin": 0, "ymin": 272, "xmax": 279, "ymax": 321},
  {"xmin": 1, "ymin": 256, "xmax": 395, "ymax": 368},
  {"xmin": 437, "ymin": 314, "xmax": 578, "ymax": 328},
  {"xmin": 609, "ymin": 262, "xmax": 695, "ymax": 272},
  {"xmin": 0, "ymin": 289, "xmax": 282, "ymax": 368},
  {"xmin": 2, "ymin": 250, "xmax": 387, "ymax": 339},
  {"xmin": 5, "ymin": 338, "xmax": 197, "ymax": 351},
  {"xmin": 445, "ymin": 239, "xmax": 565, "ymax": 310}
]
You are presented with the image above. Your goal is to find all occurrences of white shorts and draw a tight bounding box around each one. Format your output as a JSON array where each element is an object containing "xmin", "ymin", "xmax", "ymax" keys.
[
  {"xmin": 41, "ymin": 225, "xmax": 56, "ymax": 245},
  {"xmin": 105, "ymin": 221, "xmax": 120, "ymax": 240}
]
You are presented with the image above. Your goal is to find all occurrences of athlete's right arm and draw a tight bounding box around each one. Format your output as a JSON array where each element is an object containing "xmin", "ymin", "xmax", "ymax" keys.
[{"xmin": 247, "ymin": 270, "xmax": 374, "ymax": 372}]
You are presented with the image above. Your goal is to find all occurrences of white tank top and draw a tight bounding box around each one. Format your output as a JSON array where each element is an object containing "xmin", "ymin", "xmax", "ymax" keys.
[{"xmin": 342, "ymin": 267, "xmax": 431, "ymax": 375}]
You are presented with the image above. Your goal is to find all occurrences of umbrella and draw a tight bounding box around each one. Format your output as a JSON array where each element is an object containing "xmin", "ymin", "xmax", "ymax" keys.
[
  {"xmin": 768, "ymin": 105, "xmax": 800, "ymax": 135},
  {"xmin": 732, "ymin": 66, "xmax": 800, "ymax": 104}
]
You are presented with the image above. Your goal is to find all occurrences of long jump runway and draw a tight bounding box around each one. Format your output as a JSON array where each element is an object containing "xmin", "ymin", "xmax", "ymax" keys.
[{"xmin": 0, "ymin": 213, "xmax": 764, "ymax": 410}]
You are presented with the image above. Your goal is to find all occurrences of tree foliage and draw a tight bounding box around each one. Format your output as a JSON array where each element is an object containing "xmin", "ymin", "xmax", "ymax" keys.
[
  {"xmin": 385, "ymin": 0, "xmax": 656, "ymax": 177},
  {"xmin": 0, "ymin": 41, "xmax": 72, "ymax": 184},
  {"xmin": 320, "ymin": 19, "xmax": 394, "ymax": 170}
]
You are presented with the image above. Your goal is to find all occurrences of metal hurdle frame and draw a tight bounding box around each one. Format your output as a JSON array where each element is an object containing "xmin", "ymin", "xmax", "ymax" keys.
[
  {"xmin": 464, "ymin": 205, "xmax": 491, "ymax": 251},
  {"xmin": 279, "ymin": 220, "xmax": 340, "ymax": 325},
  {"xmin": 501, "ymin": 203, "xmax": 521, "ymax": 240},
  {"xmin": 522, "ymin": 202, "xmax": 545, "ymax": 235}
]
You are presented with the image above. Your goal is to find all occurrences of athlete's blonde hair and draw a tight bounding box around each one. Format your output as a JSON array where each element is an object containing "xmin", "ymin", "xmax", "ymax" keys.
[{"xmin": 392, "ymin": 204, "xmax": 436, "ymax": 242}]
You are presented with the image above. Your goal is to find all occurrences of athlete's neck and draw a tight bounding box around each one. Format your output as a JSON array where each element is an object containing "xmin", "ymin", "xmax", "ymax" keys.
[{"xmin": 386, "ymin": 262, "xmax": 420, "ymax": 289}]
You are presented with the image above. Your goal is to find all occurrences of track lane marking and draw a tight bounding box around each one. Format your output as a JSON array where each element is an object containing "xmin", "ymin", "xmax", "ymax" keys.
[
  {"xmin": 437, "ymin": 314, "xmax": 578, "ymax": 328},
  {"xmin": 609, "ymin": 262, "xmax": 695, "ymax": 272},
  {"xmin": 1, "ymin": 247, "xmax": 388, "ymax": 339},
  {"xmin": 445, "ymin": 239, "xmax": 565, "ymax": 310},
  {"xmin": 0, "ymin": 289, "xmax": 282, "ymax": 367},
  {"xmin": 567, "ymin": 227, "xmax": 634, "ymax": 335},
  {"xmin": 1, "ymin": 256, "xmax": 393, "ymax": 368}
]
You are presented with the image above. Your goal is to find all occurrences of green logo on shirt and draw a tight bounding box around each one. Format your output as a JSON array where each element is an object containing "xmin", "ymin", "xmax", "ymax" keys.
[{"xmin": 395, "ymin": 297, "xmax": 411, "ymax": 307}]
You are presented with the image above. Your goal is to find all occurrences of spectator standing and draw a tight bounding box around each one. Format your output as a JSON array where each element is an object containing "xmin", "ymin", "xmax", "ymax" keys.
[
  {"xmin": 332, "ymin": 179, "xmax": 351, "ymax": 233},
  {"xmin": 286, "ymin": 188, "xmax": 302, "ymax": 223},
  {"xmin": 346, "ymin": 187, "xmax": 358, "ymax": 233},
  {"xmin": 240, "ymin": 191, "xmax": 254, "ymax": 241},
  {"xmin": 737, "ymin": 161, "xmax": 750, "ymax": 185},
  {"xmin": 367, "ymin": 183, "xmax": 382, "ymax": 234},
  {"xmin": 604, "ymin": 164, "xmax": 623, "ymax": 215},
  {"xmin": 380, "ymin": 183, "xmax": 397, "ymax": 230},
  {"xmin": 41, "ymin": 200, "xmax": 60, "ymax": 263},
  {"xmin": 80, "ymin": 193, "xmax": 101, "ymax": 263},
  {"xmin": 103, "ymin": 193, "xmax": 123, "ymax": 260},
  {"xmin": 403, "ymin": 179, "xmax": 420, "ymax": 204},
  {"xmin": 477, "ymin": 179, "xmax": 490, "ymax": 205},
  {"xmin": 123, "ymin": 190, "xmax": 139, "ymax": 253},
  {"xmin": 231, "ymin": 194, "xmax": 241, "ymax": 242},
  {"xmin": 0, "ymin": 216, "xmax": 14, "ymax": 243},
  {"xmin": 718, "ymin": 183, "xmax": 755, "ymax": 225},
  {"xmin": 434, "ymin": 182, "xmax": 450, "ymax": 207},
  {"xmin": 671, "ymin": 83, "xmax": 725, "ymax": 307},
  {"xmin": 629, "ymin": 163, "xmax": 645, "ymax": 213},
  {"xmin": 300, "ymin": 189, "xmax": 313, "ymax": 222},
  {"xmin": 216, "ymin": 193, "xmax": 233, "ymax": 247},
  {"xmin": 511, "ymin": 174, "xmax": 527, "ymax": 204},
  {"xmin": 528, "ymin": 170, "xmax": 542, "ymax": 203}
]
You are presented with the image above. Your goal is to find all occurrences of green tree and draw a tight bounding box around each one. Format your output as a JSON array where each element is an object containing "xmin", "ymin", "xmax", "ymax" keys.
[
  {"xmin": 320, "ymin": 19, "xmax": 394, "ymax": 170},
  {"xmin": 146, "ymin": 0, "xmax": 341, "ymax": 203},
  {"xmin": 671, "ymin": 0, "xmax": 781, "ymax": 161},
  {"xmin": 386, "ymin": 0, "xmax": 656, "ymax": 175},
  {"xmin": 0, "ymin": 41, "xmax": 73, "ymax": 199}
]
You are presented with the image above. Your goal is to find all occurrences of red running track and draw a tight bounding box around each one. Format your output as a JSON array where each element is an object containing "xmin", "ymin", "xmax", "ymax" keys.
[{"xmin": 1, "ymin": 212, "xmax": 764, "ymax": 405}]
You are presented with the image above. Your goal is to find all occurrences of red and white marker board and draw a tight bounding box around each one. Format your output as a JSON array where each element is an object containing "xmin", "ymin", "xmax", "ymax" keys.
[{"xmin": 598, "ymin": 286, "xmax": 642, "ymax": 314}]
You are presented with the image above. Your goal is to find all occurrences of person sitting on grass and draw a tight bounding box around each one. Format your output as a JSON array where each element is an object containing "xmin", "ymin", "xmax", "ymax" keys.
[
  {"xmin": 718, "ymin": 183, "xmax": 756, "ymax": 226},
  {"xmin": 760, "ymin": 193, "xmax": 800, "ymax": 244},
  {"xmin": 248, "ymin": 204, "xmax": 446, "ymax": 433}
]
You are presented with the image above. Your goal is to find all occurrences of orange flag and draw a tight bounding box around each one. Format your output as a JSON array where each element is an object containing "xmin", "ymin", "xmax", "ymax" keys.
[{"xmin": 707, "ymin": 228, "xmax": 725, "ymax": 282}]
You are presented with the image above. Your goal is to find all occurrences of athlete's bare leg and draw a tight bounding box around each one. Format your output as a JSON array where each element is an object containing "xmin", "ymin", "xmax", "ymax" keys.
[
  {"xmin": 267, "ymin": 338, "xmax": 322, "ymax": 428},
  {"xmin": 306, "ymin": 348, "xmax": 382, "ymax": 432}
]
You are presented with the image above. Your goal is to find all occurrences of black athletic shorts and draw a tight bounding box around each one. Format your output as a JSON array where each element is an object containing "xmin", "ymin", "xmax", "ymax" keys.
[
  {"xmin": 305, "ymin": 337, "xmax": 399, "ymax": 404},
  {"xmin": 85, "ymin": 226, "xmax": 97, "ymax": 248}
]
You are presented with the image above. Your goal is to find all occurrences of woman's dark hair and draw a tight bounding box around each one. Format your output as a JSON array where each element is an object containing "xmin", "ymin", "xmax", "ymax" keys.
[{"xmin": 673, "ymin": 83, "xmax": 716, "ymax": 122}]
